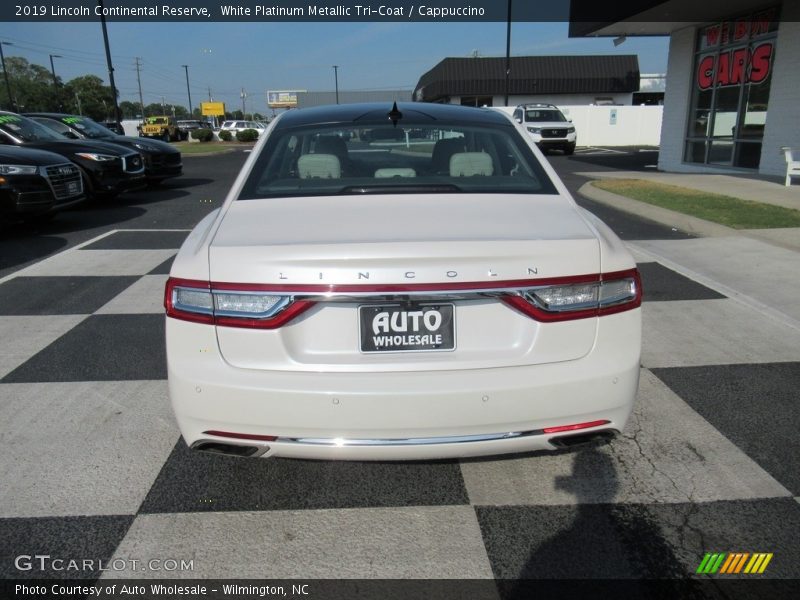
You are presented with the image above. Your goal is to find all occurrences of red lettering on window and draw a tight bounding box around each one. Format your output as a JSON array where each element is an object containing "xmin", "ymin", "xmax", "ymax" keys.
[
  {"xmin": 729, "ymin": 48, "xmax": 748, "ymax": 85},
  {"xmin": 697, "ymin": 55, "xmax": 715, "ymax": 90},
  {"xmin": 750, "ymin": 8, "xmax": 776, "ymax": 36},
  {"xmin": 720, "ymin": 22, "xmax": 730, "ymax": 45},
  {"xmin": 715, "ymin": 52, "xmax": 730, "ymax": 86},
  {"xmin": 705, "ymin": 25, "xmax": 720, "ymax": 46},
  {"xmin": 749, "ymin": 42, "xmax": 773, "ymax": 84},
  {"xmin": 733, "ymin": 20, "xmax": 749, "ymax": 41}
]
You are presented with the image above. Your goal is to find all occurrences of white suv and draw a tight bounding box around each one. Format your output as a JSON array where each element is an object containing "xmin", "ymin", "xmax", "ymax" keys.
[
  {"xmin": 219, "ymin": 120, "xmax": 267, "ymax": 138},
  {"xmin": 513, "ymin": 104, "xmax": 576, "ymax": 155}
]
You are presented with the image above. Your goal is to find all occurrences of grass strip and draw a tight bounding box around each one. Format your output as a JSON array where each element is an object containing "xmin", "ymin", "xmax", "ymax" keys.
[
  {"xmin": 592, "ymin": 178, "xmax": 800, "ymax": 229},
  {"xmin": 171, "ymin": 142, "xmax": 241, "ymax": 155}
]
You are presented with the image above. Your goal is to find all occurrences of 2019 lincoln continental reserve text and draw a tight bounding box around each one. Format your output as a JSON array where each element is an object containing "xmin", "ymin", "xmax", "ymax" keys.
[{"xmin": 165, "ymin": 102, "xmax": 642, "ymax": 460}]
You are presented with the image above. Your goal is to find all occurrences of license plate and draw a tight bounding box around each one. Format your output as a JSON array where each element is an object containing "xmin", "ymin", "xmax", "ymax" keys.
[
  {"xmin": 67, "ymin": 181, "xmax": 79, "ymax": 195},
  {"xmin": 359, "ymin": 304, "xmax": 455, "ymax": 353}
]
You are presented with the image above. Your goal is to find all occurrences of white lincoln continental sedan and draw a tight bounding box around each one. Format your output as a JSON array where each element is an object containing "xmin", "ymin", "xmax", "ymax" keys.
[{"xmin": 165, "ymin": 102, "xmax": 641, "ymax": 460}]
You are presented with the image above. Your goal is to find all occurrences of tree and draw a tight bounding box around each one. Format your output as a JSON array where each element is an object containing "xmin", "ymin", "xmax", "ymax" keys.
[
  {"xmin": 142, "ymin": 102, "xmax": 187, "ymax": 117},
  {"xmin": 0, "ymin": 56, "xmax": 58, "ymax": 112},
  {"xmin": 64, "ymin": 75, "xmax": 115, "ymax": 120},
  {"xmin": 119, "ymin": 100, "xmax": 140, "ymax": 120}
]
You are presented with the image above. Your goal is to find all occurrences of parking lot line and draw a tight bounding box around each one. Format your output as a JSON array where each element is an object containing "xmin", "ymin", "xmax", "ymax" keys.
[{"xmin": 0, "ymin": 228, "xmax": 191, "ymax": 286}]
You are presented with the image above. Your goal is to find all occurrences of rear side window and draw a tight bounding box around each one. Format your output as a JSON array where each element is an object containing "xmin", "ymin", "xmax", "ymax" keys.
[{"xmin": 238, "ymin": 121, "xmax": 557, "ymax": 199}]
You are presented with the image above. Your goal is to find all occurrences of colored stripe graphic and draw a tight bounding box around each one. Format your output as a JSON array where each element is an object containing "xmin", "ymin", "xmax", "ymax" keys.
[
  {"xmin": 758, "ymin": 554, "xmax": 773, "ymax": 574},
  {"xmin": 719, "ymin": 554, "xmax": 735, "ymax": 574},
  {"xmin": 699, "ymin": 552, "xmax": 773, "ymax": 575}
]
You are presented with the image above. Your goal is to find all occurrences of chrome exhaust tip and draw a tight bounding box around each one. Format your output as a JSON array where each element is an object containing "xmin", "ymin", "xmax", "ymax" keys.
[
  {"xmin": 191, "ymin": 440, "xmax": 267, "ymax": 457},
  {"xmin": 548, "ymin": 429, "xmax": 617, "ymax": 449}
]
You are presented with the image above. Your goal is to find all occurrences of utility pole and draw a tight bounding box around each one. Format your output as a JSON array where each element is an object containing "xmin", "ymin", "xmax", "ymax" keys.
[
  {"xmin": 207, "ymin": 86, "xmax": 212, "ymax": 101},
  {"xmin": 74, "ymin": 91, "xmax": 82, "ymax": 115},
  {"xmin": 98, "ymin": 0, "xmax": 121, "ymax": 123},
  {"xmin": 240, "ymin": 88, "xmax": 247, "ymax": 119},
  {"xmin": 181, "ymin": 64, "xmax": 193, "ymax": 118},
  {"xmin": 134, "ymin": 57, "xmax": 145, "ymax": 119},
  {"xmin": 0, "ymin": 41, "xmax": 16, "ymax": 112},
  {"xmin": 49, "ymin": 54, "xmax": 62, "ymax": 110},
  {"xmin": 504, "ymin": 0, "xmax": 512, "ymax": 106},
  {"xmin": 332, "ymin": 65, "xmax": 339, "ymax": 104}
]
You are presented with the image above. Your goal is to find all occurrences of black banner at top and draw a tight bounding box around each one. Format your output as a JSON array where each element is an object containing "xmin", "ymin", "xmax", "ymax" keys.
[
  {"xmin": 3, "ymin": 0, "xmax": 570, "ymax": 22},
  {"xmin": 4, "ymin": 0, "xmax": 788, "ymax": 24}
]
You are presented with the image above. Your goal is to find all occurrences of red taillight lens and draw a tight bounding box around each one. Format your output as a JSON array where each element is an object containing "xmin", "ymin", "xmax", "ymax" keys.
[
  {"xmin": 543, "ymin": 419, "xmax": 611, "ymax": 434},
  {"xmin": 502, "ymin": 268, "xmax": 641, "ymax": 322},
  {"xmin": 203, "ymin": 430, "xmax": 278, "ymax": 442},
  {"xmin": 164, "ymin": 278, "xmax": 313, "ymax": 329}
]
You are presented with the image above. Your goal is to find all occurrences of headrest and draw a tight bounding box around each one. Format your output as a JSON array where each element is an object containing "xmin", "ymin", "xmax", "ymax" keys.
[
  {"xmin": 449, "ymin": 152, "xmax": 493, "ymax": 177},
  {"xmin": 298, "ymin": 154, "xmax": 341, "ymax": 179}
]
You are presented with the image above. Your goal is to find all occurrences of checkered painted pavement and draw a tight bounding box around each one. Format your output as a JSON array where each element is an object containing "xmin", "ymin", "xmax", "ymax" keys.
[{"xmin": 1, "ymin": 228, "xmax": 798, "ymax": 583}]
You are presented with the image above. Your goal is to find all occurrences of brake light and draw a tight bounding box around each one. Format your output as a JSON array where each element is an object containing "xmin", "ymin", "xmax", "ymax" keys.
[
  {"xmin": 502, "ymin": 269, "xmax": 641, "ymax": 322},
  {"xmin": 164, "ymin": 278, "xmax": 313, "ymax": 329},
  {"xmin": 543, "ymin": 419, "xmax": 611, "ymax": 434},
  {"xmin": 165, "ymin": 269, "xmax": 640, "ymax": 328}
]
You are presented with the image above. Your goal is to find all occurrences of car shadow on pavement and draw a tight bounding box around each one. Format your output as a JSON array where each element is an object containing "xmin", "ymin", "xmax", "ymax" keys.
[
  {"xmin": 115, "ymin": 187, "xmax": 192, "ymax": 206},
  {"xmin": 565, "ymin": 149, "xmax": 659, "ymax": 172},
  {"xmin": 0, "ymin": 204, "xmax": 149, "ymax": 275},
  {"xmin": 160, "ymin": 177, "xmax": 213, "ymax": 189},
  {"xmin": 0, "ymin": 234, "xmax": 68, "ymax": 273},
  {"xmin": 483, "ymin": 448, "xmax": 708, "ymax": 598}
]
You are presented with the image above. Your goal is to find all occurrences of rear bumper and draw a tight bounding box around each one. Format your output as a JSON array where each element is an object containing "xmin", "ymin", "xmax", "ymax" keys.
[{"xmin": 167, "ymin": 309, "xmax": 641, "ymax": 460}]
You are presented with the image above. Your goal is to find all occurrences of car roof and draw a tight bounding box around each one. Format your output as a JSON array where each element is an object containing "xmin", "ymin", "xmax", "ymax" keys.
[
  {"xmin": 24, "ymin": 112, "xmax": 79, "ymax": 118},
  {"xmin": 275, "ymin": 102, "xmax": 512, "ymax": 130}
]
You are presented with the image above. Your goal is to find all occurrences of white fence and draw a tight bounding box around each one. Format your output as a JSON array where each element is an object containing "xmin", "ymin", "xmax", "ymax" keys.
[{"xmin": 495, "ymin": 105, "xmax": 664, "ymax": 147}]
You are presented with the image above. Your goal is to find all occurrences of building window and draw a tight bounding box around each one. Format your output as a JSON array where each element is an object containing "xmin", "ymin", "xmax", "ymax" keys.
[
  {"xmin": 460, "ymin": 96, "xmax": 493, "ymax": 107},
  {"xmin": 684, "ymin": 7, "xmax": 779, "ymax": 169}
]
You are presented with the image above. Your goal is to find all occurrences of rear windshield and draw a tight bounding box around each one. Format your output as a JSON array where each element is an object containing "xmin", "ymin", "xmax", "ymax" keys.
[{"xmin": 238, "ymin": 121, "xmax": 557, "ymax": 199}]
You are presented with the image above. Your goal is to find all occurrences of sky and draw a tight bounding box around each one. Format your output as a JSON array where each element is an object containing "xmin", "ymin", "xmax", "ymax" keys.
[{"xmin": 0, "ymin": 20, "xmax": 669, "ymax": 115}]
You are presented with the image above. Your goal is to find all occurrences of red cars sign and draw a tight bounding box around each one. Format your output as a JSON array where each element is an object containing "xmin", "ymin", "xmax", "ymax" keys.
[
  {"xmin": 697, "ymin": 43, "xmax": 773, "ymax": 90},
  {"xmin": 695, "ymin": 7, "xmax": 778, "ymax": 90}
]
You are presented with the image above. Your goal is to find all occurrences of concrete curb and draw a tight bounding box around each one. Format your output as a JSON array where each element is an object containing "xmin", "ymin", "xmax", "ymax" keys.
[{"xmin": 578, "ymin": 181, "xmax": 738, "ymax": 238}]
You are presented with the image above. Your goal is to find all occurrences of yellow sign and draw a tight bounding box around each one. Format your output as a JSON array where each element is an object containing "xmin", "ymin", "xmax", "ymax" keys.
[{"xmin": 201, "ymin": 102, "xmax": 226, "ymax": 116}]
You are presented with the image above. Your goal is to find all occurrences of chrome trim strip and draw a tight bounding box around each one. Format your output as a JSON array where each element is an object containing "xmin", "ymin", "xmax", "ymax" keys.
[{"xmin": 280, "ymin": 430, "xmax": 540, "ymax": 447}]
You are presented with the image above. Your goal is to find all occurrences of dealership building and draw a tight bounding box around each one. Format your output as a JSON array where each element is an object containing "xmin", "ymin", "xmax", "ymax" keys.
[
  {"xmin": 570, "ymin": 0, "xmax": 799, "ymax": 179},
  {"xmin": 414, "ymin": 55, "xmax": 641, "ymax": 107}
]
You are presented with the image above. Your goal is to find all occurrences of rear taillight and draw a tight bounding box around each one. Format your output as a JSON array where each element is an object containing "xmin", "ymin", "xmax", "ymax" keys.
[
  {"xmin": 166, "ymin": 269, "xmax": 640, "ymax": 329},
  {"xmin": 502, "ymin": 269, "xmax": 641, "ymax": 322},
  {"xmin": 164, "ymin": 278, "xmax": 313, "ymax": 329}
]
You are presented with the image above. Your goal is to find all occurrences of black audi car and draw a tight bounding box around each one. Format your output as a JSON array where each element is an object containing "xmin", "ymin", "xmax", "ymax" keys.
[
  {"xmin": 0, "ymin": 112, "xmax": 145, "ymax": 199},
  {"xmin": 26, "ymin": 113, "xmax": 182, "ymax": 184},
  {"xmin": 0, "ymin": 145, "xmax": 85, "ymax": 220}
]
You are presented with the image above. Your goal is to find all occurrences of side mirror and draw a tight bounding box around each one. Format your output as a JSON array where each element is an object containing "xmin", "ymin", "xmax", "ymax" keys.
[
  {"xmin": 515, "ymin": 117, "xmax": 522, "ymax": 124},
  {"xmin": 568, "ymin": 118, "xmax": 573, "ymax": 123}
]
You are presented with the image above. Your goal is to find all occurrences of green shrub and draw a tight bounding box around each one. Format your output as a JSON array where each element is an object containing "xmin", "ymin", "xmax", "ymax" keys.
[
  {"xmin": 218, "ymin": 129, "xmax": 233, "ymax": 142},
  {"xmin": 191, "ymin": 128, "xmax": 213, "ymax": 142},
  {"xmin": 236, "ymin": 128, "xmax": 259, "ymax": 142}
]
